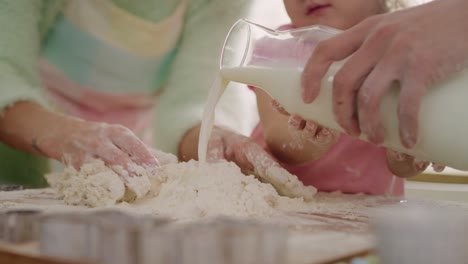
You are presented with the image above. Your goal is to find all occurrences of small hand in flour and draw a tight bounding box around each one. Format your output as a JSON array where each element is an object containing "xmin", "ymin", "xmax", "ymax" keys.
[
  {"xmin": 207, "ymin": 127, "xmax": 316, "ymax": 201},
  {"xmin": 46, "ymin": 119, "xmax": 159, "ymax": 176},
  {"xmin": 271, "ymin": 100, "xmax": 289, "ymax": 116},
  {"xmin": 206, "ymin": 127, "xmax": 266, "ymax": 174},
  {"xmin": 386, "ymin": 150, "xmax": 445, "ymax": 178}
]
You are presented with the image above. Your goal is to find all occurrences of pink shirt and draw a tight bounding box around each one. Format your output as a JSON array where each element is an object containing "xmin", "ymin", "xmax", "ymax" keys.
[
  {"xmin": 249, "ymin": 24, "xmax": 403, "ymax": 196},
  {"xmin": 251, "ymin": 125, "xmax": 404, "ymax": 196}
]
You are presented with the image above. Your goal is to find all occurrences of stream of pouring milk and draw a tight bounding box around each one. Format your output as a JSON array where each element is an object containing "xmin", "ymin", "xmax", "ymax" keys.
[
  {"xmin": 385, "ymin": 175, "xmax": 397, "ymax": 197},
  {"xmin": 198, "ymin": 75, "xmax": 230, "ymax": 163}
]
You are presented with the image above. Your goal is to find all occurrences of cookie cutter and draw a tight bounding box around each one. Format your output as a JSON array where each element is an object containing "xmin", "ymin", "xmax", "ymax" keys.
[
  {"xmin": 0, "ymin": 185, "xmax": 25, "ymax": 192},
  {"xmin": 39, "ymin": 212, "xmax": 94, "ymax": 261},
  {"xmin": 91, "ymin": 210, "xmax": 170, "ymax": 264},
  {"xmin": 139, "ymin": 220, "xmax": 183, "ymax": 264},
  {"xmin": 39, "ymin": 210, "xmax": 172, "ymax": 264},
  {"xmin": 217, "ymin": 217, "xmax": 288, "ymax": 264},
  {"xmin": 177, "ymin": 217, "xmax": 289, "ymax": 264},
  {"xmin": 39, "ymin": 211, "xmax": 288, "ymax": 264},
  {"xmin": 0, "ymin": 209, "xmax": 42, "ymax": 243}
]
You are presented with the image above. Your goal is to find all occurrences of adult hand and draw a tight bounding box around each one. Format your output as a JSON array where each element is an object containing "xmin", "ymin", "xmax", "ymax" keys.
[
  {"xmin": 0, "ymin": 102, "xmax": 159, "ymax": 198},
  {"xmin": 52, "ymin": 120, "xmax": 159, "ymax": 198},
  {"xmin": 46, "ymin": 120, "xmax": 158, "ymax": 169},
  {"xmin": 207, "ymin": 126, "xmax": 317, "ymax": 201},
  {"xmin": 302, "ymin": 0, "xmax": 468, "ymax": 148}
]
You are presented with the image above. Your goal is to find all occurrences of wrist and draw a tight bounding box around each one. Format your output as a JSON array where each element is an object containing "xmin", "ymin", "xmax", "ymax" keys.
[
  {"xmin": 178, "ymin": 123, "xmax": 201, "ymax": 161},
  {"xmin": 36, "ymin": 110, "xmax": 86, "ymax": 161},
  {"xmin": 0, "ymin": 102, "xmax": 55, "ymax": 156},
  {"xmin": 385, "ymin": 150, "xmax": 421, "ymax": 178}
]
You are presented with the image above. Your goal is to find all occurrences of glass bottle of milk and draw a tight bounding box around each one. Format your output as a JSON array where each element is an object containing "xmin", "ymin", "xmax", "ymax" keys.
[{"xmin": 219, "ymin": 19, "xmax": 468, "ymax": 170}]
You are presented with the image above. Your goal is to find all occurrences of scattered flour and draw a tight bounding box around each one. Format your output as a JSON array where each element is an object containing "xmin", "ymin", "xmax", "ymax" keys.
[
  {"xmin": 120, "ymin": 161, "xmax": 311, "ymax": 219},
  {"xmin": 46, "ymin": 154, "xmax": 317, "ymax": 219}
]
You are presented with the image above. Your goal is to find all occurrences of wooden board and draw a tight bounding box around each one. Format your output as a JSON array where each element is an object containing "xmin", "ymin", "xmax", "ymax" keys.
[
  {"xmin": 0, "ymin": 247, "xmax": 91, "ymax": 264},
  {"xmin": 0, "ymin": 189, "xmax": 467, "ymax": 264}
]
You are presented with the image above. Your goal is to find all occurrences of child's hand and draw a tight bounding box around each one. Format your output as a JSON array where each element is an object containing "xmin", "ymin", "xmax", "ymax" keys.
[
  {"xmin": 49, "ymin": 121, "xmax": 159, "ymax": 172},
  {"xmin": 206, "ymin": 126, "xmax": 278, "ymax": 175},
  {"xmin": 288, "ymin": 115, "xmax": 339, "ymax": 146},
  {"xmin": 206, "ymin": 126, "xmax": 316, "ymax": 201},
  {"xmin": 386, "ymin": 150, "xmax": 445, "ymax": 178},
  {"xmin": 271, "ymin": 99, "xmax": 339, "ymax": 152},
  {"xmin": 271, "ymin": 100, "xmax": 289, "ymax": 115}
]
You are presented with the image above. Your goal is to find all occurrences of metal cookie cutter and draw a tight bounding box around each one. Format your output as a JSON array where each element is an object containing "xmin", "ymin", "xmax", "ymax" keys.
[
  {"xmin": 217, "ymin": 217, "xmax": 288, "ymax": 264},
  {"xmin": 255, "ymin": 219, "xmax": 289, "ymax": 264},
  {"xmin": 139, "ymin": 220, "xmax": 182, "ymax": 264},
  {"xmin": 90, "ymin": 210, "xmax": 172, "ymax": 264},
  {"xmin": 39, "ymin": 212, "xmax": 94, "ymax": 261},
  {"xmin": 39, "ymin": 210, "xmax": 172, "ymax": 264},
  {"xmin": 179, "ymin": 220, "xmax": 225, "ymax": 264},
  {"xmin": 178, "ymin": 217, "xmax": 289, "ymax": 264},
  {"xmin": 0, "ymin": 209, "xmax": 42, "ymax": 243},
  {"xmin": 375, "ymin": 206, "xmax": 468, "ymax": 264},
  {"xmin": 0, "ymin": 185, "xmax": 25, "ymax": 192}
]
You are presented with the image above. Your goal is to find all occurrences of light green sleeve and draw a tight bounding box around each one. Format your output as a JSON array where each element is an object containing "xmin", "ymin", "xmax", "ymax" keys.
[
  {"xmin": 0, "ymin": 0, "xmax": 48, "ymax": 111},
  {"xmin": 153, "ymin": 0, "xmax": 259, "ymax": 154}
]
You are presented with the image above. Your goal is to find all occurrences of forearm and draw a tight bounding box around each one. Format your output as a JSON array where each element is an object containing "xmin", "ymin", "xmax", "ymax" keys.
[
  {"xmin": 178, "ymin": 123, "xmax": 201, "ymax": 162},
  {"xmin": 0, "ymin": 102, "xmax": 69, "ymax": 158}
]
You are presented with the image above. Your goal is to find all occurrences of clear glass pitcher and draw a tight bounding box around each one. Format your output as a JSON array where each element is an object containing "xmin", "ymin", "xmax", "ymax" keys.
[
  {"xmin": 219, "ymin": 19, "xmax": 347, "ymax": 131},
  {"xmin": 218, "ymin": 19, "xmax": 468, "ymax": 171},
  {"xmin": 220, "ymin": 19, "xmax": 341, "ymax": 71}
]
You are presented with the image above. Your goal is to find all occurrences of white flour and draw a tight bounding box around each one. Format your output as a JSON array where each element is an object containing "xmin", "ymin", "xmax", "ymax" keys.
[
  {"xmin": 46, "ymin": 158, "xmax": 314, "ymax": 219},
  {"xmin": 46, "ymin": 161, "xmax": 127, "ymax": 207}
]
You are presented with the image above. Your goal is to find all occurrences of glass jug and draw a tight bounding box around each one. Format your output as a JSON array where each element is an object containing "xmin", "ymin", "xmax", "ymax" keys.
[{"xmin": 219, "ymin": 19, "xmax": 468, "ymax": 170}]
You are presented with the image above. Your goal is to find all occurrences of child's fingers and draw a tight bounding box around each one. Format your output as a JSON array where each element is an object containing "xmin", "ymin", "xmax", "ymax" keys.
[
  {"xmin": 432, "ymin": 163, "xmax": 446, "ymax": 172},
  {"xmin": 413, "ymin": 159, "xmax": 430, "ymax": 172},
  {"xmin": 303, "ymin": 121, "xmax": 319, "ymax": 139},
  {"xmin": 288, "ymin": 115, "xmax": 306, "ymax": 131},
  {"xmin": 315, "ymin": 127, "xmax": 335, "ymax": 144},
  {"xmin": 271, "ymin": 100, "xmax": 290, "ymax": 115},
  {"xmin": 388, "ymin": 150, "xmax": 407, "ymax": 162},
  {"xmin": 245, "ymin": 145, "xmax": 316, "ymax": 201}
]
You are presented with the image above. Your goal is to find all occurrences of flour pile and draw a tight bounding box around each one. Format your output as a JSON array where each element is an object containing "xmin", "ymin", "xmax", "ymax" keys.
[
  {"xmin": 46, "ymin": 153, "xmax": 317, "ymax": 219},
  {"xmin": 46, "ymin": 161, "xmax": 127, "ymax": 207}
]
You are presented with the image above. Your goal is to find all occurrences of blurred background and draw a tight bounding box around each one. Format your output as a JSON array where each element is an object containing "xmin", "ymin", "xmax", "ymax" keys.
[{"xmin": 248, "ymin": 0, "xmax": 433, "ymax": 28}]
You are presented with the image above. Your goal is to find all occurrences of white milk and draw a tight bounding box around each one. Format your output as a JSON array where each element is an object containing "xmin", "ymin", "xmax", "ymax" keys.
[
  {"xmin": 221, "ymin": 64, "xmax": 468, "ymax": 171},
  {"xmin": 198, "ymin": 75, "xmax": 230, "ymax": 163}
]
